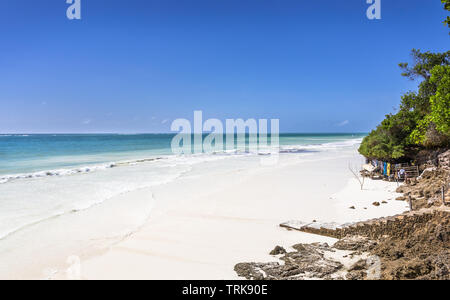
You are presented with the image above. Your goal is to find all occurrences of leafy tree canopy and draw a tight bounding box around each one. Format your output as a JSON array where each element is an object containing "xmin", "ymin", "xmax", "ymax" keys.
[{"xmin": 443, "ymin": 0, "xmax": 450, "ymax": 29}]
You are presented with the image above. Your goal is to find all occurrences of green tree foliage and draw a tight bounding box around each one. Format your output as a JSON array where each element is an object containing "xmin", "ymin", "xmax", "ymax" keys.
[
  {"xmin": 358, "ymin": 111, "xmax": 416, "ymax": 160},
  {"xmin": 430, "ymin": 65, "xmax": 450, "ymax": 136},
  {"xmin": 409, "ymin": 65, "xmax": 450, "ymax": 146},
  {"xmin": 359, "ymin": 50, "xmax": 450, "ymax": 161},
  {"xmin": 443, "ymin": 0, "xmax": 450, "ymax": 29}
]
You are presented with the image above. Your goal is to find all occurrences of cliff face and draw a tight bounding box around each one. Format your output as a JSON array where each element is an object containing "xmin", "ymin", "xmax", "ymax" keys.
[
  {"xmin": 438, "ymin": 150, "xmax": 450, "ymax": 173},
  {"xmin": 413, "ymin": 148, "xmax": 449, "ymax": 171}
]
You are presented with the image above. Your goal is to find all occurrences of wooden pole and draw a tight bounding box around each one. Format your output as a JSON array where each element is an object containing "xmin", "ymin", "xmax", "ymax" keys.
[{"xmin": 443, "ymin": 186, "xmax": 446, "ymax": 205}]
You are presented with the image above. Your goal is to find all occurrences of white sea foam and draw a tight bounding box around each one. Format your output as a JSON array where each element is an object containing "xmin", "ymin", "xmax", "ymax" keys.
[
  {"xmin": 279, "ymin": 138, "xmax": 362, "ymax": 153},
  {"xmin": 0, "ymin": 163, "xmax": 118, "ymax": 184},
  {"xmin": 0, "ymin": 138, "xmax": 362, "ymax": 185},
  {"xmin": 0, "ymin": 157, "xmax": 194, "ymax": 241}
]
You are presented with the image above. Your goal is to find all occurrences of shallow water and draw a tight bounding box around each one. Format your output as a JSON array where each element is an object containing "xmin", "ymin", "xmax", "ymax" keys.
[{"xmin": 0, "ymin": 133, "xmax": 365, "ymax": 176}]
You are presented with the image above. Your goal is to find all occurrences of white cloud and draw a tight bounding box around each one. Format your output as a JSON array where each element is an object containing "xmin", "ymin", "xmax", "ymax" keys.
[
  {"xmin": 161, "ymin": 119, "xmax": 169, "ymax": 124},
  {"xmin": 82, "ymin": 119, "xmax": 92, "ymax": 125},
  {"xmin": 336, "ymin": 120, "xmax": 349, "ymax": 127}
]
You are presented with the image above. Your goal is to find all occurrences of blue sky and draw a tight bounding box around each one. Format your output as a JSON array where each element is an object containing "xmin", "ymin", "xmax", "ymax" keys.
[{"xmin": 0, "ymin": 0, "xmax": 448, "ymax": 133}]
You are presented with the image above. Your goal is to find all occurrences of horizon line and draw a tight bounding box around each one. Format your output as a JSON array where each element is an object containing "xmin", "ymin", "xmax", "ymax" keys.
[{"xmin": 0, "ymin": 132, "xmax": 368, "ymax": 135}]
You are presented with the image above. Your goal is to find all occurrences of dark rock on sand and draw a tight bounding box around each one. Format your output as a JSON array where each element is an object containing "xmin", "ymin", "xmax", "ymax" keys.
[
  {"xmin": 269, "ymin": 246, "xmax": 287, "ymax": 255},
  {"xmin": 235, "ymin": 243, "xmax": 343, "ymax": 280}
]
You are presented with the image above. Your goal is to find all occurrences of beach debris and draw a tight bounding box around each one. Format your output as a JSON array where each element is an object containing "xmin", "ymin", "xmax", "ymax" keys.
[
  {"xmin": 372, "ymin": 202, "xmax": 381, "ymax": 207},
  {"xmin": 349, "ymin": 206, "xmax": 356, "ymax": 209},
  {"xmin": 269, "ymin": 246, "xmax": 287, "ymax": 255},
  {"xmin": 382, "ymin": 201, "xmax": 388, "ymax": 204}
]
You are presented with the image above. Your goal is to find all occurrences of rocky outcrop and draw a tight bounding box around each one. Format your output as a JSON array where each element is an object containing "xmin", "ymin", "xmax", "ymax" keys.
[
  {"xmin": 236, "ymin": 207, "xmax": 449, "ymax": 280},
  {"xmin": 234, "ymin": 243, "xmax": 344, "ymax": 280},
  {"xmin": 269, "ymin": 246, "xmax": 286, "ymax": 255},
  {"xmin": 370, "ymin": 208, "xmax": 450, "ymax": 280}
]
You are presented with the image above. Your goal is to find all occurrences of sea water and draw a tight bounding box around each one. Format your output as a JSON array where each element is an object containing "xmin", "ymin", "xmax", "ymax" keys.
[{"xmin": 0, "ymin": 133, "xmax": 365, "ymax": 176}]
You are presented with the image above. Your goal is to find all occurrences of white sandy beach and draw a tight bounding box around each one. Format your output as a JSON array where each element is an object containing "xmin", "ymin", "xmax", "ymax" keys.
[{"xmin": 0, "ymin": 143, "xmax": 410, "ymax": 280}]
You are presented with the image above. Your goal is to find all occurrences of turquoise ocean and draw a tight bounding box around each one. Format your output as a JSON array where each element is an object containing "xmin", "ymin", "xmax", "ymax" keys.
[{"xmin": 0, "ymin": 133, "xmax": 365, "ymax": 179}]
